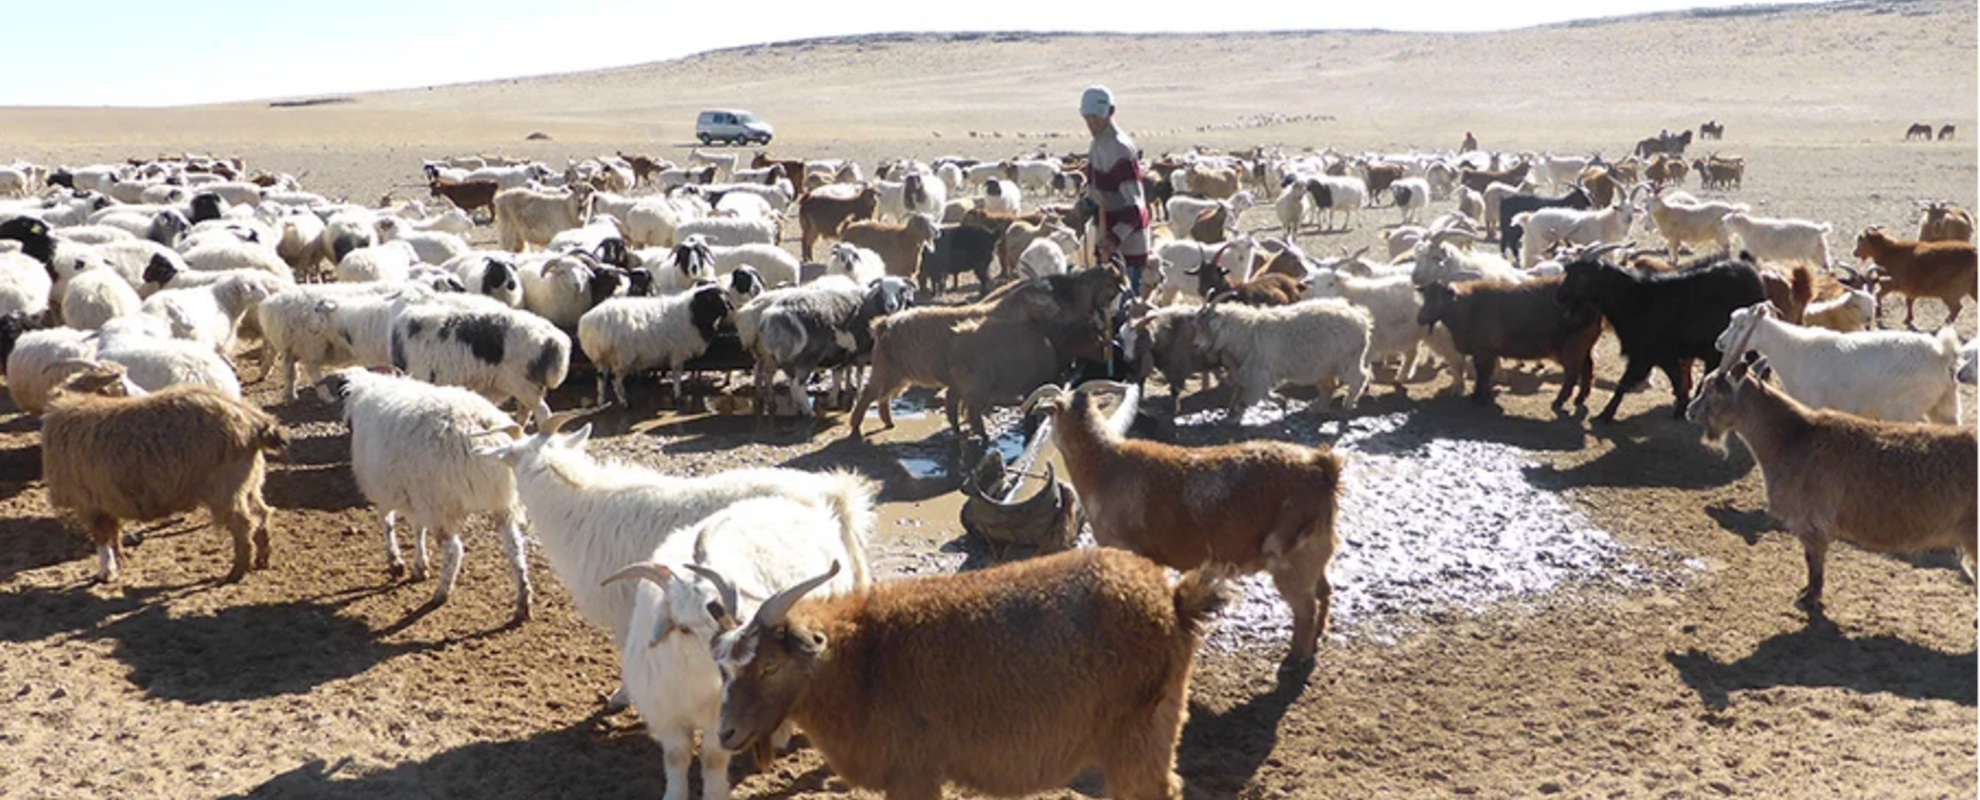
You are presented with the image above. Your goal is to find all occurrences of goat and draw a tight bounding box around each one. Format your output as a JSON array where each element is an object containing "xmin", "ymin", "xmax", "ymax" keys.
[
  {"xmin": 1556, "ymin": 245, "xmax": 1768, "ymax": 422},
  {"xmin": 1714, "ymin": 301, "xmax": 1960, "ymax": 423},
  {"xmin": 712, "ymin": 548, "xmax": 1231, "ymax": 799},
  {"xmin": 837, "ymin": 214, "xmax": 940, "ymax": 280},
  {"xmin": 1917, "ymin": 201, "xmax": 1975, "ymax": 243},
  {"xmin": 1849, "ymin": 226, "xmax": 1976, "ymax": 329},
  {"xmin": 1026, "ymin": 380, "xmax": 1338, "ymax": 665},
  {"xmin": 1416, "ymin": 277, "xmax": 1601, "ymax": 408},
  {"xmin": 797, "ymin": 187, "xmax": 879, "ymax": 261},
  {"xmin": 42, "ymin": 363, "xmax": 285, "ymax": 582},
  {"xmin": 1193, "ymin": 298, "xmax": 1372, "ymax": 419},
  {"xmin": 1686, "ymin": 346, "xmax": 1974, "ymax": 620}
]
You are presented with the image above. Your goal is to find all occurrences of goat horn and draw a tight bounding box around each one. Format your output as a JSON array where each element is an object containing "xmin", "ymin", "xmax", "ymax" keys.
[
  {"xmin": 1020, "ymin": 384, "xmax": 1068, "ymax": 415},
  {"xmin": 48, "ymin": 358, "xmax": 103, "ymax": 372},
  {"xmin": 755, "ymin": 561, "xmax": 840, "ymax": 629},
  {"xmin": 1587, "ymin": 242, "xmax": 1629, "ymax": 259},
  {"xmin": 683, "ymin": 563, "xmax": 741, "ymax": 624},
  {"xmin": 540, "ymin": 401, "xmax": 612, "ymax": 434},
  {"xmin": 601, "ymin": 561, "xmax": 675, "ymax": 589}
]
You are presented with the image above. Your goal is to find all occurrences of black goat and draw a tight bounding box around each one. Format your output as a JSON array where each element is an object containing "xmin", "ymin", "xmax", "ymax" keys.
[
  {"xmin": 1555, "ymin": 244, "xmax": 1766, "ymax": 422},
  {"xmin": 1497, "ymin": 185, "xmax": 1594, "ymax": 260},
  {"xmin": 918, "ymin": 222, "xmax": 999, "ymax": 296}
]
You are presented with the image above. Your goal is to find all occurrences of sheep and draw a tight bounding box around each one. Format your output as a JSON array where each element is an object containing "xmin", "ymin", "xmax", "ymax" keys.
[
  {"xmin": 388, "ymin": 302, "xmax": 572, "ymax": 426},
  {"xmin": 61, "ymin": 268, "xmax": 143, "ymax": 330},
  {"xmin": 671, "ymin": 215, "xmax": 777, "ymax": 249},
  {"xmin": 1389, "ymin": 177, "xmax": 1431, "ymax": 225},
  {"xmin": 1305, "ymin": 175, "xmax": 1368, "ymax": 231},
  {"xmin": 1192, "ymin": 298, "xmax": 1372, "ymax": 420},
  {"xmin": 5, "ymin": 327, "xmax": 97, "ymax": 414},
  {"xmin": 1849, "ymin": 226, "xmax": 1976, "ymax": 329},
  {"xmin": 739, "ymin": 277, "xmax": 913, "ymax": 418},
  {"xmin": 712, "ymin": 548, "xmax": 1229, "ymax": 800},
  {"xmin": 1684, "ymin": 349, "xmax": 1975, "ymax": 620},
  {"xmin": 515, "ymin": 253, "xmax": 616, "ymax": 330},
  {"xmin": 41, "ymin": 362, "xmax": 285, "ymax": 582},
  {"xmin": 470, "ymin": 410, "xmax": 877, "ymax": 708},
  {"xmin": 687, "ymin": 148, "xmax": 740, "ymax": 182},
  {"xmin": 320, "ymin": 209, "xmax": 381, "ymax": 264},
  {"xmin": 1414, "ymin": 276, "xmax": 1601, "ymax": 407},
  {"xmin": 494, "ymin": 184, "xmax": 596, "ymax": 252},
  {"xmin": 181, "ymin": 236, "xmax": 293, "ymax": 280},
  {"xmin": 375, "ymin": 216, "xmax": 472, "ymax": 265},
  {"xmin": 900, "ymin": 172, "xmax": 947, "ymax": 220},
  {"xmin": 1721, "ymin": 212, "xmax": 1833, "ymax": 266},
  {"xmin": 980, "ymin": 178, "xmax": 1022, "ymax": 216},
  {"xmin": 255, "ymin": 282, "xmax": 429, "ymax": 398},
  {"xmin": 1917, "ymin": 201, "xmax": 1975, "ymax": 243},
  {"xmin": 609, "ymin": 493, "xmax": 871, "ymax": 800},
  {"xmin": 826, "ymin": 242, "xmax": 886, "ymax": 286},
  {"xmin": 1645, "ymin": 187, "xmax": 1744, "ymax": 257},
  {"xmin": 994, "ymin": 217, "xmax": 1073, "ymax": 281},
  {"xmin": 1714, "ymin": 301, "xmax": 1961, "ymax": 423},
  {"xmin": 578, "ymin": 284, "xmax": 731, "ymax": 406},
  {"xmin": 837, "ymin": 213, "xmax": 940, "ymax": 280},
  {"xmin": 440, "ymin": 252, "xmax": 524, "ymax": 308},
  {"xmin": 0, "ymin": 250, "xmax": 51, "ymax": 320},
  {"xmin": 1556, "ymin": 245, "xmax": 1768, "ymax": 421},
  {"xmin": 704, "ymin": 242, "xmax": 800, "ymax": 289},
  {"xmin": 1273, "ymin": 180, "xmax": 1307, "ymax": 234},
  {"xmin": 641, "ymin": 239, "xmax": 716, "ymax": 296},
  {"xmin": 319, "ymin": 368, "xmax": 534, "ymax": 622},
  {"xmin": 93, "ymin": 315, "xmax": 244, "ymax": 399},
  {"xmin": 335, "ymin": 240, "xmax": 420, "ymax": 284},
  {"xmin": 140, "ymin": 272, "xmax": 287, "ymax": 356},
  {"xmin": 466, "ymin": 162, "xmax": 552, "ymax": 190}
]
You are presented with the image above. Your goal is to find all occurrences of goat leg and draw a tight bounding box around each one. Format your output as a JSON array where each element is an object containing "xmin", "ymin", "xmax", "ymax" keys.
[{"xmin": 1796, "ymin": 531, "xmax": 1830, "ymax": 619}]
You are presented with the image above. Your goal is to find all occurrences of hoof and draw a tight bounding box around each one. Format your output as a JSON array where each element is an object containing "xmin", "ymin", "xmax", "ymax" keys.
[
  {"xmin": 387, "ymin": 562, "xmax": 406, "ymax": 578},
  {"xmin": 223, "ymin": 568, "xmax": 249, "ymax": 584}
]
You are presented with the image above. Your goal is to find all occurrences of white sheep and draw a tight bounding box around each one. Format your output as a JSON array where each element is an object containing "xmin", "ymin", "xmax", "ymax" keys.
[
  {"xmin": 140, "ymin": 272, "xmax": 287, "ymax": 356},
  {"xmin": 980, "ymin": 178, "xmax": 1022, "ymax": 216},
  {"xmin": 441, "ymin": 253, "xmax": 525, "ymax": 308},
  {"xmin": 1722, "ymin": 212, "xmax": 1833, "ymax": 265},
  {"xmin": 671, "ymin": 215, "xmax": 777, "ymax": 248},
  {"xmin": 335, "ymin": 240, "xmax": 420, "ymax": 284},
  {"xmin": 255, "ymin": 282, "xmax": 419, "ymax": 397},
  {"xmin": 323, "ymin": 368, "xmax": 534, "ymax": 623},
  {"xmin": 61, "ymin": 268, "xmax": 143, "ymax": 330},
  {"xmin": 0, "ymin": 250, "xmax": 51, "ymax": 319},
  {"xmin": 624, "ymin": 196, "xmax": 696, "ymax": 248},
  {"xmin": 1274, "ymin": 181, "xmax": 1307, "ymax": 234},
  {"xmin": 1194, "ymin": 297, "xmax": 1374, "ymax": 421},
  {"xmin": 5, "ymin": 327, "xmax": 96, "ymax": 414},
  {"xmin": 375, "ymin": 216, "xmax": 473, "ymax": 265},
  {"xmin": 494, "ymin": 185, "xmax": 596, "ymax": 252},
  {"xmin": 827, "ymin": 242, "xmax": 886, "ymax": 286},
  {"xmin": 94, "ymin": 315, "xmax": 243, "ymax": 399},
  {"xmin": 517, "ymin": 253, "xmax": 603, "ymax": 329},
  {"xmin": 1390, "ymin": 177, "xmax": 1432, "ymax": 225},
  {"xmin": 1716, "ymin": 302, "xmax": 1962, "ymax": 423},
  {"xmin": 609, "ymin": 494, "xmax": 869, "ymax": 800},
  {"xmin": 578, "ymin": 284, "xmax": 730, "ymax": 406},
  {"xmin": 1307, "ymin": 175, "xmax": 1368, "ymax": 231},
  {"xmin": 181, "ymin": 237, "xmax": 293, "ymax": 280}
]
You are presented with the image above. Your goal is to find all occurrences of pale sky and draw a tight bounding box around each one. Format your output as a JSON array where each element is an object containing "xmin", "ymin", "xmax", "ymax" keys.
[{"xmin": 3, "ymin": 0, "xmax": 1830, "ymax": 107}]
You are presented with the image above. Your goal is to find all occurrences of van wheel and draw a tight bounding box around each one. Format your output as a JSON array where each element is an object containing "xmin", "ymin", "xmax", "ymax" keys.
[{"xmin": 698, "ymin": 134, "xmax": 713, "ymax": 146}]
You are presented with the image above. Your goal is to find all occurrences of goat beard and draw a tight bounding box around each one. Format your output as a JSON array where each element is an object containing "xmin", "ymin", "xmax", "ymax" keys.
[{"xmin": 1698, "ymin": 426, "xmax": 1732, "ymax": 458}]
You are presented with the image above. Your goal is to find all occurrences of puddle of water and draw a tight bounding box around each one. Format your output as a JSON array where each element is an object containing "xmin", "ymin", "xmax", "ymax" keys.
[
  {"xmin": 889, "ymin": 409, "xmax": 1031, "ymax": 482},
  {"xmin": 1163, "ymin": 408, "xmax": 1687, "ymax": 651},
  {"xmin": 898, "ymin": 457, "xmax": 946, "ymax": 480}
]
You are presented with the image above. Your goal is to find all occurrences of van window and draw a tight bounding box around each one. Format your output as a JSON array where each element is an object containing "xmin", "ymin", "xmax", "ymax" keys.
[{"xmin": 738, "ymin": 112, "xmax": 759, "ymax": 123}]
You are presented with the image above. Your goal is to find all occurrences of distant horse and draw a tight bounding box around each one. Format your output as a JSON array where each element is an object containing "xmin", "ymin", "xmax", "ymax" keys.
[{"xmin": 1906, "ymin": 122, "xmax": 1934, "ymax": 141}]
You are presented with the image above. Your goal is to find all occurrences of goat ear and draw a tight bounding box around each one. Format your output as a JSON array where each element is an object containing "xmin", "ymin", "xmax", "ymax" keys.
[
  {"xmin": 556, "ymin": 423, "xmax": 594, "ymax": 449},
  {"xmin": 471, "ymin": 440, "xmax": 518, "ymax": 464}
]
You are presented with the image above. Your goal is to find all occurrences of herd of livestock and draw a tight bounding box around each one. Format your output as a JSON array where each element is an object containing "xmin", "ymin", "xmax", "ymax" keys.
[{"xmin": 0, "ymin": 122, "xmax": 1975, "ymax": 799}]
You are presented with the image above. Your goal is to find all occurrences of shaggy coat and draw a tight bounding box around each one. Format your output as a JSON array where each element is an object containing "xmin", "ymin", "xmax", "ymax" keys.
[
  {"xmin": 43, "ymin": 372, "xmax": 284, "ymax": 582},
  {"xmin": 1194, "ymin": 298, "xmax": 1373, "ymax": 418},
  {"xmin": 1417, "ymin": 276, "xmax": 1602, "ymax": 409},
  {"xmin": 1556, "ymin": 256, "xmax": 1765, "ymax": 421}
]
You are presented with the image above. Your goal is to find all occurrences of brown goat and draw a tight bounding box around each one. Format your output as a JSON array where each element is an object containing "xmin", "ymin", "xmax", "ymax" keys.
[
  {"xmin": 42, "ymin": 364, "xmax": 287, "ymax": 583},
  {"xmin": 615, "ymin": 151, "xmax": 663, "ymax": 187},
  {"xmin": 712, "ymin": 548, "xmax": 1230, "ymax": 800},
  {"xmin": 1917, "ymin": 201, "xmax": 1975, "ymax": 243},
  {"xmin": 1026, "ymin": 380, "xmax": 1342, "ymax": 667},
  {"xmin": 1850, "ymin": 226, "xmax": 1977, "ymax": 328},
  {"xmin": 796, "ymin": 186, "xmax": 879, "ymax": 261},
  {"xmin": 1188, "ymin": 253, "xmax": 1304, "ymax": 306},
  {"xmin": 750, "ymin": 152, "xmax": 806, "ymax": 187},
  {"xmin": 1685, "ymin": 351, "xmax": 1975, "ymax": 620},
  {"xmin": 1416, "ymin": 276, "xmax": 1602, "ymax": 409},
  {"xmin": 1183, "ymin": 165, "xmax": 1240, "ymax": 200},
  {"xmin": 1360, "ymin": 162, "xmax": 1405, "ymax": 199},
  {"xmin": 1460, "ymin": 159, "xmax": 1529, "ymax": 194},
  {"xmin": 850, "ymin": 267, "xmax": 1122, "ymax": 439},
  {"xmin": 428, "ymin": 178, "xmax": 500, "ymax": 219},
  {"xmin": 837, "ymin": 214, "xmax": 940, "ymax": 279}
]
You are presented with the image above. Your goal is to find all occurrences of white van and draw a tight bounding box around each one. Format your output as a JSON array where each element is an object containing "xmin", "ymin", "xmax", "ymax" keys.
[{"xmin": 695, "ymin": 109, "xmax": 773, "ymax": 146}]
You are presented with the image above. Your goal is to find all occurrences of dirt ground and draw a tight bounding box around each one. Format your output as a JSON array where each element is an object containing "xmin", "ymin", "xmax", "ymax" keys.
[{"xmin": 1, "ymin": 1, "xmax": 1976, "ymax": 798}]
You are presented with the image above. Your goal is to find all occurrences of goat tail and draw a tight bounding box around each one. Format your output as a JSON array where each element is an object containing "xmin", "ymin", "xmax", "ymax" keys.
[
  {"xmin": 820, "ymin": 469, "xmax": 878, "ymax": 590},
  {"xmin": 1788, "ymin": 264, "xmax": 1814, "ymax": 324},
  {"xmin": 1172, "ymin": 564, "xmax": 1240, "ymax": 639},
  {"xmin": 1933, "ymin": 324, "xmax": 1963, "ymax": 359}
]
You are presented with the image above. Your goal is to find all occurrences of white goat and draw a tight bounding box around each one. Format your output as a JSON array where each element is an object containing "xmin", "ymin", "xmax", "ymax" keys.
[
  {"xmin": 1722, "ymin": 212, "xmax": 1833, "ymax": 265},
  {"xmin": 1716, "ymin": 301, "xmax": 1961, "ymax": 423},
  {"xmin": 1194, "ymin": 298, "xmax": 1374, "ymax": 420}
]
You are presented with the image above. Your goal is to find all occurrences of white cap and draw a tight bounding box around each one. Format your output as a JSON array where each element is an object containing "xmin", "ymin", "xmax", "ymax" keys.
[{"xmin": 1079, "ymin": 86, "xmax": 1114, "ymax": 117}]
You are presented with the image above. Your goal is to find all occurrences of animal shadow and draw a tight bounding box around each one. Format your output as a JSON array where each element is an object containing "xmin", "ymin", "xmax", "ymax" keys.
[
  {"xmin": 1178, "ymin": 661, "xmax": 1313, "ymax": 796},
  {"xmin": 1665, "ymin": 621, "xmax": 1977, "ymax": 711}
]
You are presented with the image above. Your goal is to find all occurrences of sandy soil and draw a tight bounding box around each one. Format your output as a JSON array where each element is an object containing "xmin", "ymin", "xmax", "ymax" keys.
[{"xmin": 0, "ymin": 1, "xmax": 1976, "ymax": 798}]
